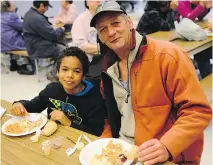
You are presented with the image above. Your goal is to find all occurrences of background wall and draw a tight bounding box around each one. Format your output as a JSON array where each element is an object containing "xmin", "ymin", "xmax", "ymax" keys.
[{"xmin": 14, "ymin": 0, "xmax": 86, "ymax": 18}]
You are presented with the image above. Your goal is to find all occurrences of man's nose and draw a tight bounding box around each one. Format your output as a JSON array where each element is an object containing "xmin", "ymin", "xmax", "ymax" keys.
[{"xmin": 107, "ymin": 26, "xmax": 116, "ymax": 37}]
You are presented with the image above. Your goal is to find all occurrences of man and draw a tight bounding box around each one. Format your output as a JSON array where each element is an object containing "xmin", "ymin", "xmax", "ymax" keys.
[
  {"xmin": 23, "ymin": 0, "xmax": 66, "ymax": 80},
  {"xmin": 71, "ymin": 0, "xmax": 103, "ymax": 80},
  {"xmin": 90, "ymin": 1, "xmax": 212, "ymax": 165}
]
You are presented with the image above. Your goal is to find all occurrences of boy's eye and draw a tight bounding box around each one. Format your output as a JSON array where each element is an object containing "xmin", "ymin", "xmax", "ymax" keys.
[
  {"xmin": 75, "ymin": 69, "xmax": 81, "ymax": 73},
  {"xmin": 62, "ymin": 68, "xmax": 68, "ymax": 71}
]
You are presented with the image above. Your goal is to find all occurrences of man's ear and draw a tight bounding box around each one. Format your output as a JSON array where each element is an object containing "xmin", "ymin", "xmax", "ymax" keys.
[
  {"xmin": 127, "ymin": 16, "xmax": 134, "ymax": 31},
  {"xmin": 56, "ymin": 72, "xmax": 59, "ymax": 79}
]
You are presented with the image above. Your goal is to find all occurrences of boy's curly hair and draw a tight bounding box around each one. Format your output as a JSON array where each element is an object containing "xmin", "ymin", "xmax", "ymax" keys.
[{"xmin": 56, "ymin": 47, "xmax": 89, "ymax": 76}]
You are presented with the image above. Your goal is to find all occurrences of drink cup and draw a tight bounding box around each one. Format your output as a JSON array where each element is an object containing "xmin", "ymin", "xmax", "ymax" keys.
[
  {"xmin": 52, "ymin": 136, "xmax": 62, "ymax": 149},
  {"xmin": 42, "ymin": 140, "xmax": 52, "ymax": 155}
]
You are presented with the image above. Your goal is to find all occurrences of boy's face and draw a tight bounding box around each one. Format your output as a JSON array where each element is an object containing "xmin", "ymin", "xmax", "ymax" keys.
[{"xmin": 57, "ymin": 56, "xmax": 83, "ymax": 95}]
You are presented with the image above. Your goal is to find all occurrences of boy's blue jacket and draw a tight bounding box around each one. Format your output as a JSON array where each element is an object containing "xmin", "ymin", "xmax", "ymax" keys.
[{"xmin": 17, "ymin": 80, "xmax": 106, "ymax": 136}]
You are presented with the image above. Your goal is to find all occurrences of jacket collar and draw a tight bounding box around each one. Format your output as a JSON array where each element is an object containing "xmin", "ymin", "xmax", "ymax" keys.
[
  {"xmin": 31, "ymin": 7, "xmax": 51, "ymax": 24},
  {"xmin": 102, "ymin": 29, "xmax": 148, "ymax": 72}
]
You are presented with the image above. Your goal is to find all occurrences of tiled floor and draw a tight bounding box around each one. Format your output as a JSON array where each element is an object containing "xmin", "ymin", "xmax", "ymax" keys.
[{"xmin": 1, "ymin": 59, "xmax": 212, "ymax": 164}]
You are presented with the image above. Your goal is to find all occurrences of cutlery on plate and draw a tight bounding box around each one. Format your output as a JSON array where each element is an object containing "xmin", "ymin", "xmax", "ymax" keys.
[{"xmin": 6, "ymin": 114, "xmax": 38, "ymax": 122}]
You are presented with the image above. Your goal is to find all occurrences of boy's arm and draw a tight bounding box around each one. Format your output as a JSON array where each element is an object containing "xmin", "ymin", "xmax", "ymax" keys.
[{"xmin": 14, "ymin": 84, "xmax": 52, "ymax": 113}]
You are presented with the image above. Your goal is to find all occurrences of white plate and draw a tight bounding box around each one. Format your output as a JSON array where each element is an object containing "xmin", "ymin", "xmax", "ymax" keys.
[
  {"xmin": 1, "ymin": 113, "xmax": 47, "ymax": 137},
  {"xmin": 79, "ymin": 138, "xmax": 134, "ymax": 165}
]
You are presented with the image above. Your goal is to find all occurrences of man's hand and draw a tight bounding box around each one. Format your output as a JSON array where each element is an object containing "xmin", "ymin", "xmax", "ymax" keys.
[
  {"xmin": 50, "ymin": 110, "xmax": 71, "ymax": 126},
  {"xmin": 11, "ymin": 102, "xmax": 29, "ymax": 116},
  {"xmin": 137, "ymin": 139, "xmax": 170, "ymax": 165}
]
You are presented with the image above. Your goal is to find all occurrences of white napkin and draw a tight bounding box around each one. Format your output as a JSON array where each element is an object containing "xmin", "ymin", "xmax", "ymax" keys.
[{"xmin": 0, "ymin": 106, "xmax": 6, "ymax": 118}]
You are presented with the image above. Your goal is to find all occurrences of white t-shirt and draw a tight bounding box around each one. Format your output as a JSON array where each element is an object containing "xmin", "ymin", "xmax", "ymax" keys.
[{"xmin": 71, "ymin": 9, "xmax": 97, "ymax": 62}]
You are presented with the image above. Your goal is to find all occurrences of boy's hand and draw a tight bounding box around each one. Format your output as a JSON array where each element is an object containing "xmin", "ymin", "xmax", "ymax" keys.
[
  {"xmin": 11, "ymin": 102, "xmax": 29, "ymax": 116},
  {"xmin": 137, "ymin": 139, "xmax": 170, "ymax": 165},
  {"xmin": 50, "ymin": 110, "xmax": 71, "ymax": 126}
]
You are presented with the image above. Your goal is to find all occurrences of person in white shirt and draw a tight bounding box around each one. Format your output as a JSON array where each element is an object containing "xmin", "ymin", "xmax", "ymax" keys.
[
  {"xmin": 71, "ymin": 0, "xmax": 102, "ymax": 80},
  {"xmin": 55, "ymin": 0, "xmax": 78, "ymax": 25}
]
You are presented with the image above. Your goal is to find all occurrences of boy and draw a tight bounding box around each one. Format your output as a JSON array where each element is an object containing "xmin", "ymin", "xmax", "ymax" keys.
[{"xmin": 11, "ymin": 47, "xmax": 105, "ymax": 136}]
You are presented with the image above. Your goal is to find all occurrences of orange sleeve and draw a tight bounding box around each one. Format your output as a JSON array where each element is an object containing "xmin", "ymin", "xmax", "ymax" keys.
[
  {"xmin": 100, "ymin": 119, "xmax": 112, "ymax": 138},
  {"xmin": 159, "ymin": 47, "xmax": 212, "ymax": 158}
]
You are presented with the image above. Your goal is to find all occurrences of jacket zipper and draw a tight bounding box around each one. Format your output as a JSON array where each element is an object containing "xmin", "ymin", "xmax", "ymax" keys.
[{"xmin": 134, "ymin": 71, "xmax": 138, "ymax": 105}]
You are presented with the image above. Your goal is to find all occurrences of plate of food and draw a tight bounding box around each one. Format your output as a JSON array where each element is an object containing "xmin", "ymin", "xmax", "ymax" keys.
[
  {"xmin": 1, "ymin": 113, "xmax": 47, "ymax": 136},
  {"xmin": 79, "ymin": 138, "xmax": 138, "ymax": 165}
]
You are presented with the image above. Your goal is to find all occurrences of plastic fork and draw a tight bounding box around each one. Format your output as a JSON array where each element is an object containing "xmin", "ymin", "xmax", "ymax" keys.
[
  {"xmin": 83, "ymin": 134, "xmax": 91, "ymax": 144},
  {"xmin": 66, "ymin": 135, "xmax": 82, "ymax": 156},
  {"xmin": 6, "ymin": 114, "xmax": 36, "ymax": 122}
]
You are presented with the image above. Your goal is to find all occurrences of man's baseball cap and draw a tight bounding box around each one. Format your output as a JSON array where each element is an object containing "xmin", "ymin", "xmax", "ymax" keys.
[
  {"xmin": 33, "ymin": 0, "xmax": 52, "ymax": 8},
  {"xmin": 90, "ymin": 1, "xmax": 127, "ymax": 28}
]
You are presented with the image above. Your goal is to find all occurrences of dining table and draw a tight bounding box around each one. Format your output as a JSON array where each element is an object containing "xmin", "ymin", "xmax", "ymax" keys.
[
  {"xmin": 1, "ymin": 99, "xmax": 176, "ymax": 165},
  {"xmin": 147, "ymin": 20, "xmax": 212, "ymax": 58}
]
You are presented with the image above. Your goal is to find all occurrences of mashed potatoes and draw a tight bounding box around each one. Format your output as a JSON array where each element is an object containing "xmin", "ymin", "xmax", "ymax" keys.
[{"xmin": 91, "ymin": 140, "xmax": 127, "ymax": 165}]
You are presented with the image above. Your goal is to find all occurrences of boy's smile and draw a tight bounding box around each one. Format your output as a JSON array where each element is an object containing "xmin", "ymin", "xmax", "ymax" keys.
[{"xmin": 57, "ymin": 56, "xmax": 84, "ymax": 95}]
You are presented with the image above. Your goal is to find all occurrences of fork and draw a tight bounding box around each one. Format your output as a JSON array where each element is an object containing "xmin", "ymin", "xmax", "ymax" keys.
[
  {"xmin": 6, "ymin": 114, "xmax": 36, "ymax": 122},
  {"xmin": 66, "ymin": 135, "xmax": 82, "ymax": 156}
]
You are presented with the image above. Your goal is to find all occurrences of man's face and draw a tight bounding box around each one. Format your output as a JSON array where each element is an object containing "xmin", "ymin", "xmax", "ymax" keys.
[
  {"xmin": 96, "ymin": 12, "xmax": 133, "ymax": 52},
  {"xmin": 61, "ymin": 0, "xmax": 67, "ymax": 9},
  {"xmin": 8, "ymin": 2, "xmax": 17, "ymax": 12},
  {"xmin": 40, "ymin": 3, "xmax": 48, "ymax": 13}
]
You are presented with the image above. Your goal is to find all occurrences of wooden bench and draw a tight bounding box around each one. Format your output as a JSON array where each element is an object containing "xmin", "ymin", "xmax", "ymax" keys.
[
  {"xmin": 3, "ymin": 50, "xmax": 52, "ymax": 82},
  {"xmin": 200, "ymin": 74, "xmax": 212, "ymax": 104}
]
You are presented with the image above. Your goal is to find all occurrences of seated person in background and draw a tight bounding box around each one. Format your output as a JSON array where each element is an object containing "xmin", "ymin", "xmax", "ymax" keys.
[
  {"xmin": 1, "ymin": 0, "xmax": 34, "ymax": 75},
  {"xmin": 54, "ymin": 0, "xmax": 78, "ymax": 32},
  {"xmin": 171, "ymin": 0, "xmax": 212, "ymax": 78},
  {"xmin": 23, "ymin": 0, "xmax": 66, "ymax": 81},
  {"xmin": 11, "ymin": 47, "xmax": 106, "ymax": 136},
  {"xmin": 171, "ymin": 0, "xmax": 212, "ymax": 21},
  {"xmin": 136, "ymin": 1, "xmax": 176, "ymax": 35},
  {"xmin": 71, "ymin": 0, "xmax": 103, "ymax": 81}
]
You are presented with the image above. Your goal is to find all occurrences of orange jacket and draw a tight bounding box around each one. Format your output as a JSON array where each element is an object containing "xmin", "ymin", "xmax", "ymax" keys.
[{"xmin": 101, "ymin": 35, "xmax": 212, "ymax": 164}]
